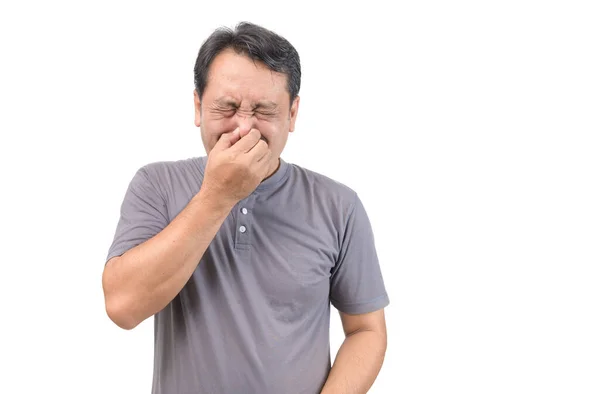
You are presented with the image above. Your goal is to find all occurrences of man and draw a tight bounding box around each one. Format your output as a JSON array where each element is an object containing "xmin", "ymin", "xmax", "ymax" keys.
[{"xmin": 103, "ymin": 22, "xmax": 389, "ymax": 394}]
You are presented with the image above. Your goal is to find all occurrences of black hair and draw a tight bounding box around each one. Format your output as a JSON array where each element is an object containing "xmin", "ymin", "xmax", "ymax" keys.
[{"xmin": 194, "ymin": 22, "xmax": 301, "ymax": 106}]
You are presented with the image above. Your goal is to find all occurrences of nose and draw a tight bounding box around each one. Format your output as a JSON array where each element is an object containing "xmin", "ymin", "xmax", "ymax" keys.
[{"xmin": 235, "ymin": 112, "xmax": 256, "ymax": 137}]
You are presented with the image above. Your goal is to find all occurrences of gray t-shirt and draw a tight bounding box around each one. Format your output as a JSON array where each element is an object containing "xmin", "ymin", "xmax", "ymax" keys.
[{"xmin": 106, "ymin": 156, "xmax": 389, "ymax": 394}]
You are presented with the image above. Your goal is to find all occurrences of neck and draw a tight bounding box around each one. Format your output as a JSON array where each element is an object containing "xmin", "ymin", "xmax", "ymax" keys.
[{"xmin": 263, "ymin": 157, "xmax": 280, "ymax": 181}]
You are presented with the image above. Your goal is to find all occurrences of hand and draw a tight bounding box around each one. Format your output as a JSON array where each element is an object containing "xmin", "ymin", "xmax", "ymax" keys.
[{"xmin": 201, "ymin": 128, "xmax": 272, "ymax": 206}]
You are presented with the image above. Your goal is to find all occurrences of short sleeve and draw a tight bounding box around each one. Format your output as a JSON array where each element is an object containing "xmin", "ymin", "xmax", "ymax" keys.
[
  {"xmin": 330, "ymin": 193, "xmax": 390, "ymax": 314},
  {"xmin": 105, "ymin": 167, "xmax": 169, "ymax": 263}
]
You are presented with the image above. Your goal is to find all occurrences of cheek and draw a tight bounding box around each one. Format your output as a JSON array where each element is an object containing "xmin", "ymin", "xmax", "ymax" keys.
[
  {"xmin": 204, "ymin": 118, "xmax": 233, "ymax": 136},
  {"xmin": 256, "ymin": 118, "xmax": 286, "ymax": 139}
]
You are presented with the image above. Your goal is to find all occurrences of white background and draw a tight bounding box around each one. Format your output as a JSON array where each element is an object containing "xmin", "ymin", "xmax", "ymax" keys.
[{"xmin": 1, "ymin": 1, "xmax": 599, "ymax": 393}]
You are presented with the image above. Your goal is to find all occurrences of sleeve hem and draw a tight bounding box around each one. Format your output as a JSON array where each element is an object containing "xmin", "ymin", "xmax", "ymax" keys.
[
  {"xmin": 331, "ymin": 293, "xmax": 390, "ymax": 315},
  {"xmin": 105, "ymin": 249, "xmax": 128, "ymax": 265}
]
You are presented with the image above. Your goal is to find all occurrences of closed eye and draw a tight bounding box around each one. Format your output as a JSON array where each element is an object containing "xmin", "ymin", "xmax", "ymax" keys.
[
  {"xmin": 255, "ymin": 111, "xmax": 277, "ymax": 118},
  {"xmin": 209, "ymin": 105, "xmax": 236, "ymax": 118}
]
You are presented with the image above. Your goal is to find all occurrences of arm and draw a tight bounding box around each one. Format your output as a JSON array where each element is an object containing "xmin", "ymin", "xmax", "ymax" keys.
[
  {"xmin": 102, "ymin": 128, "xmax": 270, "ymax": 330},
  {"xmin": 102, "ymin": 187, "xmax": 234, "ymax": 330},
  {"xmin": 320, "ymin": 309, "xmax": 387, "ymax": 394}
]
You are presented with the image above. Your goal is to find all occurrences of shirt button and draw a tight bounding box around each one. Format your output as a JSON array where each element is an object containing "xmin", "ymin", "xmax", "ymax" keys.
[
  {"xmin": 241, "ymin": 207, "xmax": 248, "ymax": 215},
  {"xmin": 239, "ymin": 225, "xmax": 247, "ymax": 233}
]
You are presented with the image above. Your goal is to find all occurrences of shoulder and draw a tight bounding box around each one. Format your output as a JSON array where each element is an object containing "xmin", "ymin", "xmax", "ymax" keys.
[
  {"xmin": 138, "ymin": 156, "xmax": 204, "ymax": 180},
  {"xmin": 287, "ymin": 162, "xmax": 359, "ymax": 213},
  {"xmin": 129, "ymin": 157, "xmax": 205, "ymax": 199}
]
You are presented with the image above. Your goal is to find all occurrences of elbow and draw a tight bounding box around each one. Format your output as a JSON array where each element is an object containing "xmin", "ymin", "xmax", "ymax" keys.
[
  {"xmin": 102, "ymin": 263, "xmax": 141, "ymax": 330},
  {"xmin": 105, "ymin": 297, "xmax": 140, "ymax": 330}
]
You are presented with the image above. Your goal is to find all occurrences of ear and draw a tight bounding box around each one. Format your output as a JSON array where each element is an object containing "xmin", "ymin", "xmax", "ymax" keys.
[
  {"xmin": 194, "ymin": 89, "xmax": 202, "ymax": 127},
  {"xmin": 289, "ymin": 95, "xmax": 300, "ymax": 133}
]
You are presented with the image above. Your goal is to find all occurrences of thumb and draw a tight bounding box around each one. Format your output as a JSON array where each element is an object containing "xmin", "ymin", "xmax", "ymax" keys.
[{"xmin": 213, "ymin": 127, "xmax": 240, "ymax": 151}]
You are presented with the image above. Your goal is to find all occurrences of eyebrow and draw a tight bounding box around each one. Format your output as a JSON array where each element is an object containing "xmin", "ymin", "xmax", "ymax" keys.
[
  {"xmin": 253, "ymin": 100, "xmax": 278, "ymax": 110},
  {"xmin": 214, "ymin": 98, "xmax": 238, "ymax": 107}
]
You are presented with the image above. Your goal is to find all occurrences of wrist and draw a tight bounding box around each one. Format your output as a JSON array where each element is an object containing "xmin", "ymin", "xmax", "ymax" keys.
[{"xmin": 196, "ymin": 185, "xmax": 237, "ymax": 214}]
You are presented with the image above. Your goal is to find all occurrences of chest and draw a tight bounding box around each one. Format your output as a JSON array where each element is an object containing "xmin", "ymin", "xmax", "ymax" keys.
[{"xmin": 205, "ymin": 196, "xmax": 339, "ymax": 318}]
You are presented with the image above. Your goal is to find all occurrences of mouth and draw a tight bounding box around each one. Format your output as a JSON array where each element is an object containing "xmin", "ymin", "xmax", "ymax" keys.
[{"xmin": 260, "ymin": 135, "xmax": 268, "ymax": 144}]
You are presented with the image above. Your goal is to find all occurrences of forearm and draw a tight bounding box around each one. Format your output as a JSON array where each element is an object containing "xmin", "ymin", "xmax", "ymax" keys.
[
  {"xmin": 320, "ymin": 330, "xmax": 387, "ymax": 394},
  {"xmin": 102, "ymin": 188, "xmax": 234, "ymax": 329}
]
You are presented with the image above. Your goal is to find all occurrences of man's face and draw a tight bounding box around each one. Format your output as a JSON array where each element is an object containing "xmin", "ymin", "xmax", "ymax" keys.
[{"xmin": 194, "ymin": 48, "xmax": 299, "ymax": 172}]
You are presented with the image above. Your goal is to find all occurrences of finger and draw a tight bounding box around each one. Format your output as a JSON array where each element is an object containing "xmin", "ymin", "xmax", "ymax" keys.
[
  {"xmin": 247, "ymin": 139, "xmax": 270, "ymax": 161},
  {"xmin": 230, "ymin": 128, "xmax": 262, "ymax": 154},
  {"xmin": 256, "ymin": 151, "xmax": 274, "ymax": 179},
  {"xmin": 213, "ymin": 128, "xmax": 240, "ymax": 151},
  {"xmin": 257, "ymin": 146, "xmax": 273, "ymax": 163},
  {"xmin": 249, "ymin": 147, "xmax": 272, "ymax": 173}
]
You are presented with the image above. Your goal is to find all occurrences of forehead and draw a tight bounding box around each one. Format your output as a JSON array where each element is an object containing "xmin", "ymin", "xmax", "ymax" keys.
[{"xmin": 205, "ymin": 48, "xmax": 289, "ymax": 102}]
